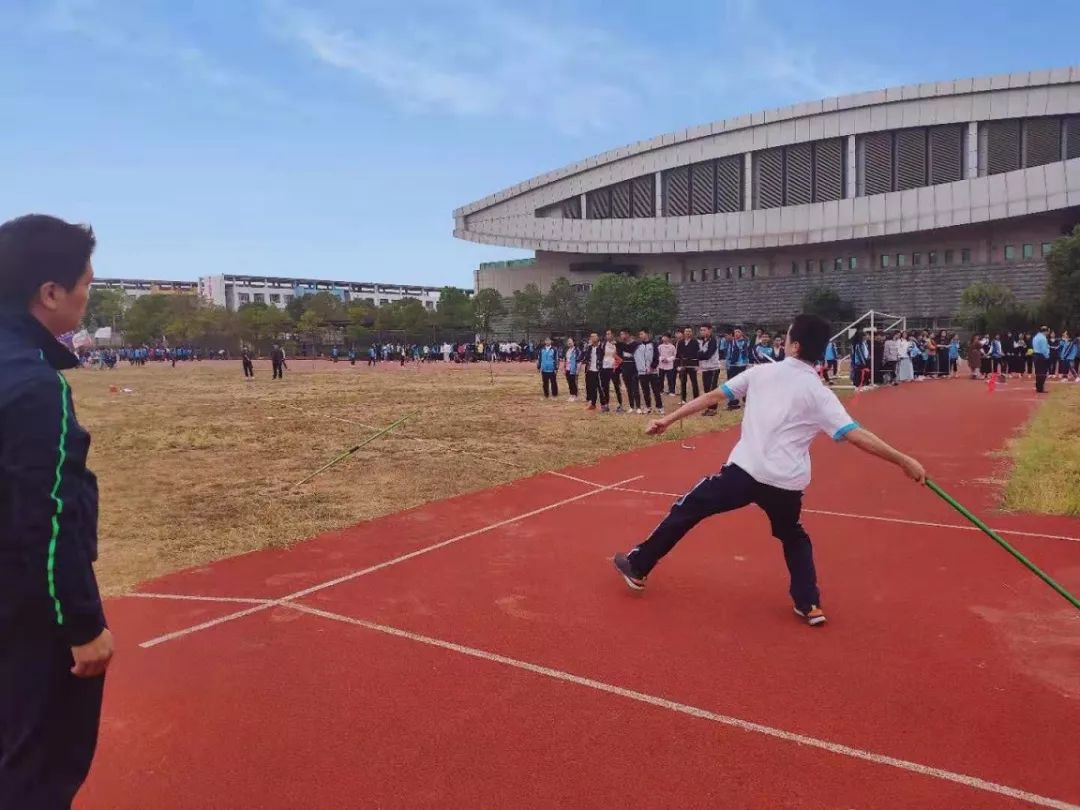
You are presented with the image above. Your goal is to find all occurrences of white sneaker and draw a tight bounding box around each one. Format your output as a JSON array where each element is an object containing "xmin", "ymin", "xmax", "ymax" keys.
[{"xmin": 657, "ymin": 409, "xmax": 665, "ymax": 416}]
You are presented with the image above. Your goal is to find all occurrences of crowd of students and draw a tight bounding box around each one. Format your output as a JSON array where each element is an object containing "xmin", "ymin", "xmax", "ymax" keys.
[{"xmin": 534, "ymin": 326, "xmax": 794, "ymax": 414}]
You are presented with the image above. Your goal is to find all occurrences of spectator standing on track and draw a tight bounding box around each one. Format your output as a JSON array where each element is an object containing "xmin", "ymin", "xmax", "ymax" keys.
[
  {"xmin": 537, "ymin": 337, "xmax": 559, "ymax": 399},
  {"xmin": 1060, "ymin": 332, "xmax": 1078, "ymax": 380},
  {"xmin": 698, "ymin": 323, "xmax": 722, "ymax": 416},
  {"xmin": 1048, "ymin": 331, "xmax": 1062, "ymax": 379},
  {"xmin": 658, "ymin": 334, "xmax": 677, "ymax": 396},
  {"xmin": 1032, "ymin": 326, "xmax": 1050, "ymax": 393},
  {"xmin": 675, "ymin": 327, "xmax": 700, "ymax": 405},
  {"xmin": 612, "ymin": 314, "xmax": 926, "ymax": 626},
  {"xmin": 822, "ymin": 338, "xmax": 838, "ymax": 385},
  {"xmin": 0, "ymin": 214, "xmax": 113, "ymax": 808},
  {"xmin": 882, "ymin": 332, "xmax": 901, "ymax": 385},
  {"xmin": 851, "ymin": 330, "xmax": 869, "ymax": 387},
  {"xmin": 967, "ymin": 336, "xmax": 984, "ymax": 380},
  {"xmin": 583, "ymin": 332, "xmax": 605, "ymax": 412},
  {"xmin": 270, "ymin": 344, "xmax": 286, "ymax": 379},
  {"xmin": 563, "ymin": 338, "xmax": 580, "ymax": 402},
  {"xmin": 634, "ymin": 328, "xmax": 663, "ymax": 415},
  {"xmin": 618, "ymin": 329, "xmax": 641, "ymax": 413},
  {"xmin": 241, "ymin": 348, "xmax": 254, "ymax": 379},
  {"xmin": 896, "ymin": 332, "xmax": 914, "ymax": 382}
]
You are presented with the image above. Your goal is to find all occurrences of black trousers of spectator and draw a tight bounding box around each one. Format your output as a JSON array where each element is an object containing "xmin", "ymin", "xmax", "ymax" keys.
[
  {"xmin": 242, "ymin": 360, "xmax": 253, "ymax": 378},
  {"xmin": 701, "ymin": 368, "xmax": 720, "ymax": 413},
  {"xmin": 725, "ymin": 366, "xmax": 747, "ymax": 408},
  {"xmin": 541, "ymin": 371, "xmax": 559, "ymax": 398},
  {"xmin": 585, "ymin": 371, "xmax": 603, "ymax": 406},
  {"xmin": 600, "ymin": 368, "xmax": 622, "ymax": 407},
  {"xmin": 622, "ymin": 366, "xmax": 640, "ymax": 409},
  {"xmin": 936, "ymin": 347, "xmax": 950, "ymax": 377},
  {"xmin": 627, "ymin": 463, "xmax": 820, "ymax": 610},
  {"xmin": 0, "ymin": 616, "xmax": 104, "ymax": 810},
  {"xmin": 565, "ymin": 371, "xmax": 579, "ymax": 397},
  {"xmin": 1034, "ymin": 355, "xmax": 1049, "ymax": 392},
  {"xmin": 663, "ymin": 369, "xmax": 677, "ymax": 394},
  {"xmin": 679, "ymin": 367, "xmax": 699, "ymax": 402},
  {"xmin": 272, "ymin": 362, "xmax": 284, "ymax": 379},
  {"xmin": 638, "ymin": 373, "xmax": 663, "ymax": 409}
]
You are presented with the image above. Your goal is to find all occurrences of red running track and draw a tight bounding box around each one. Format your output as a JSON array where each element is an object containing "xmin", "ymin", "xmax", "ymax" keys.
[{"xmin": 79, "ymin": 378, "xmax": 1080, "ymax": 809}]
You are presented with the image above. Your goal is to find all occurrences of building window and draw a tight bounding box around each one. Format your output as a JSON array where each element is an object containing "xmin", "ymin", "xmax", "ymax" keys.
[
  {"xmin": 364, "ymin": 298, "xmax": 375, "ymax": 305},
  {"xmin": 896, "ymin": 253, "xmax": 908, "ymax": 267},
  {"xmin": 848, "ymin": 256, "xmax": 857, "ymax": 270},
  {"xmin": 1004, "ymin": 245, "xmax": 1016, "ymax": 261},
  {"xmin": 944, "ymin": 250, "xmax": 954, "ymax": 265},
  {"xmin": 664, "ymin": 272, "xmax": 670, "ymax": 282},
  {"xmin": 239, "ymin": 293, "xmax": 250, "ymax": 304},
  {"xmin": 880, "ymin": 254, "xmax": 891, "ymax": 268},
  {"xmin": 253, "ymin": 293, "xmax": 265, "ymax": 304},
  {"xmin": 269, "ymin": 294, "xmax": 281, "ymax": 304},
  {"xmin": 960, "ymin": 248, "xmax": 971, "ymax": 264},
  {"xmin": 1041, "ymin": 241, "xmax": 1053, "ymax": 257},
  {"xmin": 379, "ymin": 298, "xmax": 389, "ymax": 305},
  {"xmin": 738, "ymin": 265, "xmax": 746, "ymax": 278},
  {"xmin": 1022, "ymin": 243, "xmax": 1034, "ymax": 259},
  {"xmin": 804, "ymin": 259, "xmax": 815, "ymax": 274},
  {"xmin": 912, "ymin": 252, "xmax": 922, "ymax": 266},
  {"xmin": 284, "ymin": 294, "xmax": 293, "ymax": 302},
  {"xmin": 791, "ymin": 261, "xmax": 799, "ymax": 276},
  {"xmin": 834, "ymin": 258, "xmax": 843, "ymax": 271},
  {"xmin": 689, "ymin": 269, "xmax": 697, "ymax": 282},
  {"xmin": 425, "ymin": 301, "xmax": 434, "ymax": 310},
  {"xmin": 713, "ymin": 268, "xmax": 721, "ymax": 280},
  {"xmin": 928, "ymin": 251, "xmax": 938, "ymax": 266},
  {"xmin": 726, "ymin": 267, "xmax": 734, "ymax": 279},
  {"xmin": 750, "ymin": 265, "xmax": 758, "ymax": 278}
]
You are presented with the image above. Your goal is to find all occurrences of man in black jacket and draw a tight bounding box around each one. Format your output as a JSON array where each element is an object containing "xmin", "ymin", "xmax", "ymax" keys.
[
  {"xmin": 617, "ymin": 329, "xmax": 641, "ymax": 413},
  {"xmin": 0, "ymin": 214, "xmax": 113, "ymax": 809},
  {"xmin": 270, "ymin": 344, "xmax": 286, "ymax": 379},
  {"xmin": 675, "ymin": 326, "xmax": 700, "ymax": 405}
]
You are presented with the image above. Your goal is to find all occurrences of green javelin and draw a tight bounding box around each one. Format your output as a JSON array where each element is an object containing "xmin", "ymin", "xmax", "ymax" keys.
[{"xmin": 293, "ymin": 413, "xmax": 415, "ymax": 489}]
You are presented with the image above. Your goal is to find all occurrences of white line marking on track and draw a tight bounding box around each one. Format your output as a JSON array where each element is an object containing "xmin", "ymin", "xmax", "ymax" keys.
[
  {"xmin": 281, "ymin": 601, "xmax": 1080, "ymax": 810},
  {"xmin": 129, "ymin": 593, "xmax": 274, "ymax": 605},
  {"xmin": 139, "ymin": 476, "xmax": 643, "ymax": 649},
  {"xmin": 552, "ymin": 473, "xmax": 1080, "ymax": 543}
]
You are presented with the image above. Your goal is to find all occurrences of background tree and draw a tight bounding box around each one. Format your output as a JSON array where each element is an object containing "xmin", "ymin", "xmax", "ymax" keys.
[
  {"xmin": 285, "ymin": 295, "xmax": 309, "ymax": 322},
  {"xmin": 584, "ymin": 274, "xmax": 636, "ymax": 331},
  {"xmin": 472, "ymin": 288, "xmax": 505, "ymax": 337},
  {"xmin": 956, "ymin": 281, "xmax": 1021, "ymax": 335},
  {"xmin": 83, "ymin": 288, "xmax": 127, "ymax": 332},
  {"xmin": 801, "ymin": 286, "xmax": 856, "ymax": 323},
  {"xmin": 302, "ymin": 291, "xmax": 347, "ymax": 322},
  {"xmin": 435, "ymin": 286, "xmax": 473, "ymax": 332},
  {"xmin": 510, "ymin": 283, "xmax": 544, "ymax": 338},
  {"xmin": 123, "ymin": 295, "xmax": 176, "ymax": 345},
  {"xmin": 629, "ymin": 275, "xmax": 678, "ymax": 335},
  {"xmin": 542, "ymin": 277, "xmax": 584, "ymax": 335},
  {"xmin": 1042, "ymin": 224, "xmax": 1080, "ymax": 329}
]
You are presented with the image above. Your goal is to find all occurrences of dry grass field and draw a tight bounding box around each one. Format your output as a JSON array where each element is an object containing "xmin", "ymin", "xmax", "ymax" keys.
[
  {"xmin": 1003, "ymin": 381, "xmax": 1080, "ymax": 516},
  {"xmin": 70, "ymin": 359, "xmax": 739, "ymax": 595}
]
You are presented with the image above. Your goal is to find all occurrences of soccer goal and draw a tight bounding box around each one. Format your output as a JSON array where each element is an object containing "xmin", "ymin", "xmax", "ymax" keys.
[{"xmin": 829, "ymin": 309, "xmax": 907, "ymax": 389}]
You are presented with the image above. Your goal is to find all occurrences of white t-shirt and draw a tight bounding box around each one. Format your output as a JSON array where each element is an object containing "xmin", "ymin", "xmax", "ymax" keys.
[{"xmin": 721, "ymin": 357, "xmax": 858, "ymax": 491}]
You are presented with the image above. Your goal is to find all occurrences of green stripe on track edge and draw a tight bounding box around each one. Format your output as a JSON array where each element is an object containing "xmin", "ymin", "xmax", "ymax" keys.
[{"xmin": 47, "ymin": 373, "xmax": 71, "ymax": 626}]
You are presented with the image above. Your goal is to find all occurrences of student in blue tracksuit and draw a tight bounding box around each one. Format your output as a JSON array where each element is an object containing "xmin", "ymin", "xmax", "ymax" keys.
[
  {"xmin": 1060, "ymin": 332, "xmax": 1078, "ymax": 379},
  {"xmin": 0, "ymin": 215, "xmax": 112, "ymax": 809},
  {"xmin": 989, "ymin": 334, "xmax": 1005, "ymax": 378},
  {"xmin": 563, "ymin": 338, "xmax": 580, "ymax": 402},
  {"xmin": 537, "ymin": 337, "xmax": 559, "ymax": 399},
  {"xmin": 724, "ymin": 328, "xmax": 752, "ymax": 410},
  {"xmin": 822, "ymin": 339, "xmax": 838, "ymax": 385},
  {"xmin": 851, "ymin": 330, "xmax": 870, "ymax": 386},
  {"xmin": 948, "ymin": 334, "xmax": 961, "ymax": 377}
]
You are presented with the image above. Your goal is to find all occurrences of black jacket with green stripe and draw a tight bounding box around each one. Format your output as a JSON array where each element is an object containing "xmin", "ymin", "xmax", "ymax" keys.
[{"xmin": 0, "ymin": 309, "xmax": 105, "ymax": 645}]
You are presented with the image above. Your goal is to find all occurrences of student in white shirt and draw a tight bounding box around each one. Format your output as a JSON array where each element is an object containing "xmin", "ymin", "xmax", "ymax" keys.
[{"xmin": 613, "ymin": 314, "xmax": 926, "ymax": 626}]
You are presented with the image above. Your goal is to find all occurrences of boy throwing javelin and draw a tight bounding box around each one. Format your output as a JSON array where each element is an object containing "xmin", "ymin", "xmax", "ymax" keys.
[{"xmin": 613, "ymin": 314, "xmax": 926, "ymax": 626}]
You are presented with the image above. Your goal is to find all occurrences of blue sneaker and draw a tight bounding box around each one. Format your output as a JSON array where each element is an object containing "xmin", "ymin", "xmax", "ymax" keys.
[{"xmin": 613, "ymin": 552, "xmax": 646, "ymax": 591}]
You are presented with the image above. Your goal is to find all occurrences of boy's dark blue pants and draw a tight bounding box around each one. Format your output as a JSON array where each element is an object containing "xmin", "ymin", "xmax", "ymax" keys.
[
  {"xmin": 0, "ymin": 615, "xmax": 103, "ymax": 809},
  {"xmin": 628, "ymin": 464, "xmax": 821, "ymax": 610}
]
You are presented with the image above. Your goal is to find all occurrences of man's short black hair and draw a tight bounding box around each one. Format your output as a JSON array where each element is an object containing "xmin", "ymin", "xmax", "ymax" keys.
[
  {"xmin": 789, "ymin": 313, "xmax": 831, "ymax": 361},
  {"xmin": 699, "ymin": 323, "xmax": 713, "ymax": 330},
  {"xmin": 0, "ymin": 215, "xmax": 96, "ymax": 305},
  {"xmin": 639, "ymin": 327, "xmax": 650, "ymax": 334}
]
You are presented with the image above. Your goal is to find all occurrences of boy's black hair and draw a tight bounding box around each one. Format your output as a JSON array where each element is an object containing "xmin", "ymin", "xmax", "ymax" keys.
[
  {"xmin": 638, "ymin": 327, "xmax": 651, "ymax": 335},
  {"xmin": 698, "ymin": 322, "xmax": 713, "ymax": 330},
  {"xmin": 789, "ymin": 313, "xmax": 831, "ymax": 361},
  {"xmin": 0, "ymin": 215, "xmax": 96, "ymax": 305}
]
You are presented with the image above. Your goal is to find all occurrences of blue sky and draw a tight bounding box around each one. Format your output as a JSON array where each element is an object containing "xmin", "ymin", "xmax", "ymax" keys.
[{"xmin": 2, "ymin": 0, "xmax": 1078, "ymax": 288}]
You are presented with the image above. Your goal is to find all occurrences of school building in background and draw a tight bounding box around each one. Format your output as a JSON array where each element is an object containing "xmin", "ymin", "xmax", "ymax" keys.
[{"xmin": 457, "ymin": 67, "xmax": 1080, "ymax": 325}]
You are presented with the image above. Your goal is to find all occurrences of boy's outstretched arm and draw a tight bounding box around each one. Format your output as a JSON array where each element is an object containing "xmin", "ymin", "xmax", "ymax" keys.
[{"xmin": 843, "ymin": 427, "xmax": 927, "ymax": 483}]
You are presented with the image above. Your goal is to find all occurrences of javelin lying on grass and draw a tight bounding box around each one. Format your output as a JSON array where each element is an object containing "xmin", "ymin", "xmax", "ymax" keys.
[
  {"xmin": 292, "ymin": 413, "xmax": 414, "ymax": 489},
  {"xmin": 926, "ymin": 479, "xmax": 1080, "ymax": 612}
]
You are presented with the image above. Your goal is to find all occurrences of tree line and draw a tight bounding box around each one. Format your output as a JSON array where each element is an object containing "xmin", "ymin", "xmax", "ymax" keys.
[{"xmin": 83, "ymin": 274, "xmax": 680, "ymax": 350}]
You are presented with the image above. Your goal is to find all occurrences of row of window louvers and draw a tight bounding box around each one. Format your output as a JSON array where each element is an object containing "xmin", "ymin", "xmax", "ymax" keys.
[{"xmin": 541, "ymin": 115, "xmax": 1080, "ymax": 220}]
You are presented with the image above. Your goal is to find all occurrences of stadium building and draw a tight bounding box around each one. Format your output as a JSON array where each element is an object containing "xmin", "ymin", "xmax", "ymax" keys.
[{"xmin": 456, "ymin": 68, "xmax": 1080, "ymax": 325}]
